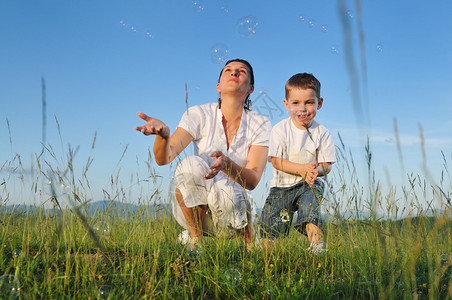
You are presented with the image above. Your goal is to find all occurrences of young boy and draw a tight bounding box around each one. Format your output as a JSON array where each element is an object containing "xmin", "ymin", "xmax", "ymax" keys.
[{"xmin": 258, "ymin": 73, "xmax": 336, "ymax": 254}]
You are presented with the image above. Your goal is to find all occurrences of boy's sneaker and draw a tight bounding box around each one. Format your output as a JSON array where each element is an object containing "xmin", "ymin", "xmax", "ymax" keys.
[{"xmin": 307, "ymin": 242, "xmax": 328, "ymax": 256}]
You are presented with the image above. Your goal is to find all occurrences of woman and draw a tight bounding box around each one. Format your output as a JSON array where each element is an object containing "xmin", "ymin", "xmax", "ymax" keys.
[{"xmin": 135, "ymin": 59, "xmax": 271, "ymax": 248}]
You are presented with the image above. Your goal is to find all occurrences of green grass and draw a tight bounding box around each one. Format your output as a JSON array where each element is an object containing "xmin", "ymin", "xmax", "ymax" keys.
[
  {"xmin": 0, "ymin": 208, "xmax": 451, "ymax": 299},
  {"xmin": 0, "ymin": 130, "xmax": 451, "ymax": 299}
]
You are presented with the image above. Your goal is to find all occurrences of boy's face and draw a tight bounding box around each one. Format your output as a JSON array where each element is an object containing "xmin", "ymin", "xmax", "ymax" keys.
[{"xmin": 284, "ymin": 88, "xmax": 323, "ymax": 130}]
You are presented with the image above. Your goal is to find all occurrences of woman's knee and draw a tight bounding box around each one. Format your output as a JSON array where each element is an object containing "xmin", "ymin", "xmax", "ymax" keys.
[
  {"xmin": 174, "ymin": 156, "xmax": 211, "ymax": 208},
  {"xmin": 175, "ymin": 156, "xmax": 209, "ymax": 178}
]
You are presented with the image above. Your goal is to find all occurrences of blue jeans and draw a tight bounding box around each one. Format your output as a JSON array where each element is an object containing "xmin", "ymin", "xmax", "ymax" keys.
[{"xmin": 258, "ymin": 179, "xmax": 324, "ymax": 239}]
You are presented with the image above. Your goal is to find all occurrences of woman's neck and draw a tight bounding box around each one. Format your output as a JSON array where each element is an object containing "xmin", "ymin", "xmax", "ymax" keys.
[{"xmin": 220, "ymin": 95, "xmax": 244, "ymax": 122}]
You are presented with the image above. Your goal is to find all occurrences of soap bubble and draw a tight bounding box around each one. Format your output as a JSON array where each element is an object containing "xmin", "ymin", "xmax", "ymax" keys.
[
  {"xmin": 330, "ymin": 45, "xmax": 339, "ymax": 55},
  {"xmin": 376, "ymin": 44, "xmax": 383, "ymax": 53},
  {"xmin": 346, "ymin": 10, "xmax": 353, "ymax": 19},
  {"xmin": 192, "ymin": 0, "xmax": 204, "ymax": 12},
  {"xmin": 93, "ymin": 221, "xmax": 110, "ymax": 236},
  {"xmin": 129, "ymin": 25, "xmax": 137, "ymax": 33},
  {"xmin": 210, "ymin": 43, "xmax": 229, "ymax": 64},
  {"xmin": 45, "ymin": 178, "xmax": 71, "ymax": 198},
  {"xmin": 98, "ymin": 284, "xmax": 112, "ymax": 299},
  {"xmin": 236, "ymin": 16, "xmax": 258, "ymax": 37},
  {"xmin": 0, "ymin": 275, "xmax": 19, "ymax": 300},
  {"xmin": 298, "ymin": 15, "xmax": 306, "ymax": 23},
  {"xmin": 224, "ymin": 268, "xmax": 241, "ymax": 288},
  {"xmin": 144, "ymin": 31, "xmax": 154, "ymax": 39},
  {"xmin": 307, "ymin": 20, "xmax": 315, "ymax": 28},
  {"xmin": 186, "ymin": 244, "xmax": 202, "ymax": 260},
  {"xmin": 220, "ymin": 5, "xmax": 229, "ymax": 14},
  {"xmin": 13, "ymin": 249, "xmax": 22, "ymax": 258},
  {"xmin": 440, "ymin": 253, "xmax": 450, "ymax": 266},
  {"xmin": 119, "ymin": 20, "xmax": 127, "ymax": 28},
  {"xmin": 320, "ymin": 25, "xmax": 328, "ymax": 32}
]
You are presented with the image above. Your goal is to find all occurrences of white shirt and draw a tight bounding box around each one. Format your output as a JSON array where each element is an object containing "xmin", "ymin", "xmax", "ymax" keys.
[
  {"xmin": 269, "ymin": 118, "xmax": 336, "ymax": 187},
  {"xmin": 178, "ymin": 102, "xmax": 271, "ymax": 182}
]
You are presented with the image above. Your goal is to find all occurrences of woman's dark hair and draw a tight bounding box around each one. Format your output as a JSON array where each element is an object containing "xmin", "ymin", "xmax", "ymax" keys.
[{"xmin": 218, "ymin": 58, "xmax": 254, "ymax": 110}]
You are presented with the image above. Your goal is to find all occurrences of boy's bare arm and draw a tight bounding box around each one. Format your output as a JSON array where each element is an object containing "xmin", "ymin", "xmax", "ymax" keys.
[
  {"xmin": 270, "ymin": 157, "xmax": 317, "ymax": 186},
  {"xmin": 316, "ymin": 162, "xmax": 332, "ymax": 177}
]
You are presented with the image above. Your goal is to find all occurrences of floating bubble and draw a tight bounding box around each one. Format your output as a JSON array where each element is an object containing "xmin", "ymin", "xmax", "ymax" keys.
[
  {"xmin": 13, "ymin": 249, "xmax": 22, "ymax": 258},
  {"xmin": 440, "ymin": 253, "xmax": 450, "ymax": 266},
  {"xmin": 119, "ymin": 20, "xmax": 127, "ymax": 28},
  {"xmin": 307, "ymin": 19, "xmax": 315, "ymax": 28},
  {"xmin": 236, "ymin": 16, "xmax": 258, "ymax": 37},
  {"xmin": 224, "ymin": 268, "xmax": 241, "ymax": 288},
  {"xmin": 220, "ymin": 5, "xmax": 229, "ymax": 14},
  {"xmin": 330, "ymin": 45, "xmax": 339, "ymax": 55},
  {"xmin": 192, "ymin": 0, "xmax": 204, "ymax": 12},
  {"xmin": 144, "ymin": 31, "xmax": 154, "ymax": 39},
  {"xmin": 98, "ymin": 284, "xmax": 112, "ymax": 300},
  {"xmin": 45, "ymin": 178, "xmax": 71, "ymax": 198},
  {"xmin": 376, "ymin": 44, "xmax": 383, "ymax": 53},
  {"xmin": 93, "ymin": 221, "xmax": 110, "ymax": 236},
  {"xmin": 320, "ymin": 24, "xmax": 328, "ymax": 32},
  {"xmin": 0, "ymin": 275, "xmax": 19, "ymax": 300},
  {"xmin": 210, "ymin": 43, "xmax": 229, "ymax": 64},
  {"xmin": 298, "ymin": 15, "xmax": 306, "ymax": 23},
  {"xmin": 129, "ymin": 25, "xmax": 137, "ymax": 33},
  {"xmin": 185, "ymin": 244, "xmax": 202, "ymax": 260},
  {"xmin": 346, "ymin": 10, "xmax": 353, "ymax": 19}
]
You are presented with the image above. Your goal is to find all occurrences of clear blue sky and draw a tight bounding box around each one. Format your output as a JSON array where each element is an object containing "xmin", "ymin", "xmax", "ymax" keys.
[{"xmin": 1, "ymin": 0, "xmax": 451, "ymax": 210}]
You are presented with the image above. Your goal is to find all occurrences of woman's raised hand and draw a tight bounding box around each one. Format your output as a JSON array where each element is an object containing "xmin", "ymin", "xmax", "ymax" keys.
[{"xmin": 135, "ymin": 112, "xmax": 170, "ymax": 138}]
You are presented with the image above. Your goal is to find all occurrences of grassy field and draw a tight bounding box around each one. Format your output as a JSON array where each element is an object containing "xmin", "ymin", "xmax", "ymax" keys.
[
  {"xmin": 1, "ymin": 137, "xmax": 451, "ymax": 299},
  {"xmin": 0, "ymin": 207, "xmax": 451, "ymax": 299}
]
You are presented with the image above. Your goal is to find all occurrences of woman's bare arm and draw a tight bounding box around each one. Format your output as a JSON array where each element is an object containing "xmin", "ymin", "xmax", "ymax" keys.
[
  {"xmin": 206, "ymin": 145, "xmax": 268, "ymax": 190},
  {"xmin": 135, "ymin": 112, "xmax": 193, "ymax": 165}
]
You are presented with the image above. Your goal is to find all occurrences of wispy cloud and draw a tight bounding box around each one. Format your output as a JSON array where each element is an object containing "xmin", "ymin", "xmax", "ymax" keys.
[{"xmin": 331, "ymin": 126, "xmax": 452, "ymax": 150}]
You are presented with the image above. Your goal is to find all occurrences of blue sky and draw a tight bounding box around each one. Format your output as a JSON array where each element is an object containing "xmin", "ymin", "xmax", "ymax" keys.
[{"xmin": 1, "ymin": 0, "xmax": 451, "ymax": 210}]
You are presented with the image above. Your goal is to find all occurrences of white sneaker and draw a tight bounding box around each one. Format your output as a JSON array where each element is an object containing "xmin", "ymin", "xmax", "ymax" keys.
[
  {"xmin": 177, "ymin": 230, "xmax": 201, "ymax": 249},
  {"xmin": 307, "ymin": 242, "xmax": 328, "ymax": 256},
  {"xmin": 177, "ymin": 230, "xmax": 191, "ymax": 245}
]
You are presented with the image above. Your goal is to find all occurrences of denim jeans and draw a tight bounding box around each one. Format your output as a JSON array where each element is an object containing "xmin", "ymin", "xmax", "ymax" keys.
[{"xmin": 258, "ymin": 179, "xmax": 324, "ymax": 239}]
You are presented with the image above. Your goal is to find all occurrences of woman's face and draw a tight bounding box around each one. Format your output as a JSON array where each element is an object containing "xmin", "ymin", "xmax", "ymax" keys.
[{"xmin": 216, "ymin": 61, "xmax": 254, "ymax": 98}]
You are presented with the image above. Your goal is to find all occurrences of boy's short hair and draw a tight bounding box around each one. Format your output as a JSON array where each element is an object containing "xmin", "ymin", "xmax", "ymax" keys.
[{"xmin": 285, "ymin": 73, "xmax": 321, "ymax": 99}]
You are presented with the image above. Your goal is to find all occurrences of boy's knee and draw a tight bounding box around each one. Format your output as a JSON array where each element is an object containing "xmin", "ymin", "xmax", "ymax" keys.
[{"xmin": 305, "ymin": 222, "xmax": 323, "ymax": 243}]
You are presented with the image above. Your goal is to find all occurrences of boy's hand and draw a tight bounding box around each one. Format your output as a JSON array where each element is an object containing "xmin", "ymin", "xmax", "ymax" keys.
[
  {"xmin": 300, "ymin": 162, "xmax": 318, "ymax": 186},
  {"xmin": 135, "ymin": 112, "xmax": 170, "ymax": 138},
  {"xmin": 204, "ymin": 151, "xmax": 231, "ymax": 179}
]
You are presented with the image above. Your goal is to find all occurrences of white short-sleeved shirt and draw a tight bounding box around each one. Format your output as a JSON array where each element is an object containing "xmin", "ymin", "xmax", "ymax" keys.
[
  {"xmin": 269, "ymin": 118, "xmax": 336, "ymax": 188},
  {"xmin": 178, "ymin": 102, "xmax": 271, "ymax": 181}
]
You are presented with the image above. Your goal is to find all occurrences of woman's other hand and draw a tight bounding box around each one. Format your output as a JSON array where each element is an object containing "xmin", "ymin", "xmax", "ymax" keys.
[{"xmin": 204, "ymin": 151, "xmax": 231, "ymax": 179}]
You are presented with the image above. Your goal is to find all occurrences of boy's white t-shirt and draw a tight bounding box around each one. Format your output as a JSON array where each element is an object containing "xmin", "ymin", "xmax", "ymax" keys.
[{"xmin": 269, "ymin": 118, "xmax": 336, "ymax": 188}]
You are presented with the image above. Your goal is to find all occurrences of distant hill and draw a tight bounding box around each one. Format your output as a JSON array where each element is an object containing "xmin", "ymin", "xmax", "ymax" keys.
[
  {"xmin": 1, "ymin": 201, "xmax": 450, "ymax": 222},
  {"xmin": 0, "ymin": 200, "xmax": 172, "ymax": 219}
]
